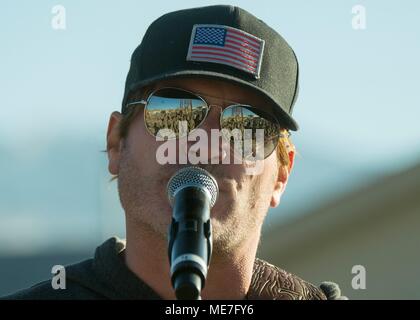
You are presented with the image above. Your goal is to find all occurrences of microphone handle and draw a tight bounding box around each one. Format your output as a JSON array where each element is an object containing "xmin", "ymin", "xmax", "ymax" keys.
[{"xmin": 168, "ymin": 186, "xmax": 213, "ymax": 300}]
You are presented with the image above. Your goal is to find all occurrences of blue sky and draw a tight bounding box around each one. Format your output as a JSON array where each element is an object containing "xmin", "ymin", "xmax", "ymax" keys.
[
  {"xmin": 1, "ymin": 0, "xmax": 419, "ymax": 166},
  {"xmin": 1, "ymin": 0, "xmax": 419, "ymax": 253}
]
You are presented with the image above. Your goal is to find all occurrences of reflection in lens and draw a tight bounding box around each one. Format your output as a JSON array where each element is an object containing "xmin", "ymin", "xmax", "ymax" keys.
[
  {"xmin": 144, "ymin": 88, "xmax": 207, "ymax": 139},
  {"xmin": 221, "ymin": 105, "xmax": 280, "ymax": 159}
]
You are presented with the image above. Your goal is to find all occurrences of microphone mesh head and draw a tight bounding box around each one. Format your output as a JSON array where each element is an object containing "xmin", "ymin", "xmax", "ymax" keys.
[{"xmin": 167, "ymin": 166, "xmax": 219, "ymax": 208}]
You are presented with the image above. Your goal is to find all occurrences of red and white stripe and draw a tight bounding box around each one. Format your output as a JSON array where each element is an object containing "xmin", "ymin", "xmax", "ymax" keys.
[{"xmin": 187, "ymin": 25, "xmax": 265, "ymax": 78}]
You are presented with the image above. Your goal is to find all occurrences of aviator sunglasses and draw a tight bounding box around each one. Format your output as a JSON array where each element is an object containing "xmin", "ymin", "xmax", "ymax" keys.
[{"xmin": 125, "ymin": 87, "xmax": 290, "ymax": 159}]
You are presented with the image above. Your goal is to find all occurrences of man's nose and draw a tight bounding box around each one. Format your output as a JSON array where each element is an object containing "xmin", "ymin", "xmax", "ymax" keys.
[
  {"xmin": 200, "ymin": 104, "xmax": 222, "ymax": 131},
  {"xmin": 185, "ymin": 105, "xmax": 230, "ymax": 164}
]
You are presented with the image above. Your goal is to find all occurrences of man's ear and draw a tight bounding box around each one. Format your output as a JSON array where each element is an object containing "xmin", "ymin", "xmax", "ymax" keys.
[
  {"xmin": 106, "ymin": 111, "xmax": 123, "ymax": 175},
  {"xmin": 270, "ymin": 149, "xmax": 295, "ymax": 208}
]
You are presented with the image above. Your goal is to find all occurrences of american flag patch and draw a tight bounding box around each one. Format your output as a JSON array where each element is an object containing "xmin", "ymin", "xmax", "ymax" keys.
[{"xmin": 186, "ymin": 24, "xmax": 265, "ymax": 79}]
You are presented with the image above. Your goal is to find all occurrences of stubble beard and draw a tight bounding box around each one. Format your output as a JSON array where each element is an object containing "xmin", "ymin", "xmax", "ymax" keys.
[{"xmin": 117, "ymin": 143, "xmax": 265, "ymax": 257}]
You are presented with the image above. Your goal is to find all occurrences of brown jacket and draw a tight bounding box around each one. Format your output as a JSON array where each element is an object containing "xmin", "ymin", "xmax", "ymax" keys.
[{"xmin": 248, "ymin": 258, "xmax": 327, "ymax": 300}]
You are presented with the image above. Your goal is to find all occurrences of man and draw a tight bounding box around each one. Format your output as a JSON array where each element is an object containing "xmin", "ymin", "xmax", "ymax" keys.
[{"xmin": 3, "ymin": 5, "xmax": 345, "ymax": 300}]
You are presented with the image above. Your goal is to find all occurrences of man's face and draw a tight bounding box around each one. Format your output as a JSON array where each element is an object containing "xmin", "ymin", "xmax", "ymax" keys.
[{"xmin": 108, "ymin": 77, "xmax": 293, "ymax": 254}]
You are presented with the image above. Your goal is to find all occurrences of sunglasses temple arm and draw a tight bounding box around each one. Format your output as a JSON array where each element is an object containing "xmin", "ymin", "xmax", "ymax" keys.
[{"xmin": 125, "ymin": 99, "xmax": 148, "ymax": 108}]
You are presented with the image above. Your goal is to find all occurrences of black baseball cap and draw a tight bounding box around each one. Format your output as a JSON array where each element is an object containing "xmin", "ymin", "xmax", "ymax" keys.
[{"xmin": 122, "ymin": 5, "xmax": 300, "ymax": 131}]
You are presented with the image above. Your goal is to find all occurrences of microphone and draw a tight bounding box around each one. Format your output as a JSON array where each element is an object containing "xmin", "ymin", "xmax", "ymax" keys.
[{"xmin": 167, "ymin": 166, "xmax": 219, "ymax": 300}]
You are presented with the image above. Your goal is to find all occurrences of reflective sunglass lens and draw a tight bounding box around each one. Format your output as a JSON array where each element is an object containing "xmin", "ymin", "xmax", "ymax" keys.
[
  {"xmin": 144, "ymin": 88, "xmax": 207, "ymax": 138},
  {"xmin": 221, "ymin": 106, "xmax": 280, "ymax": 159}
]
